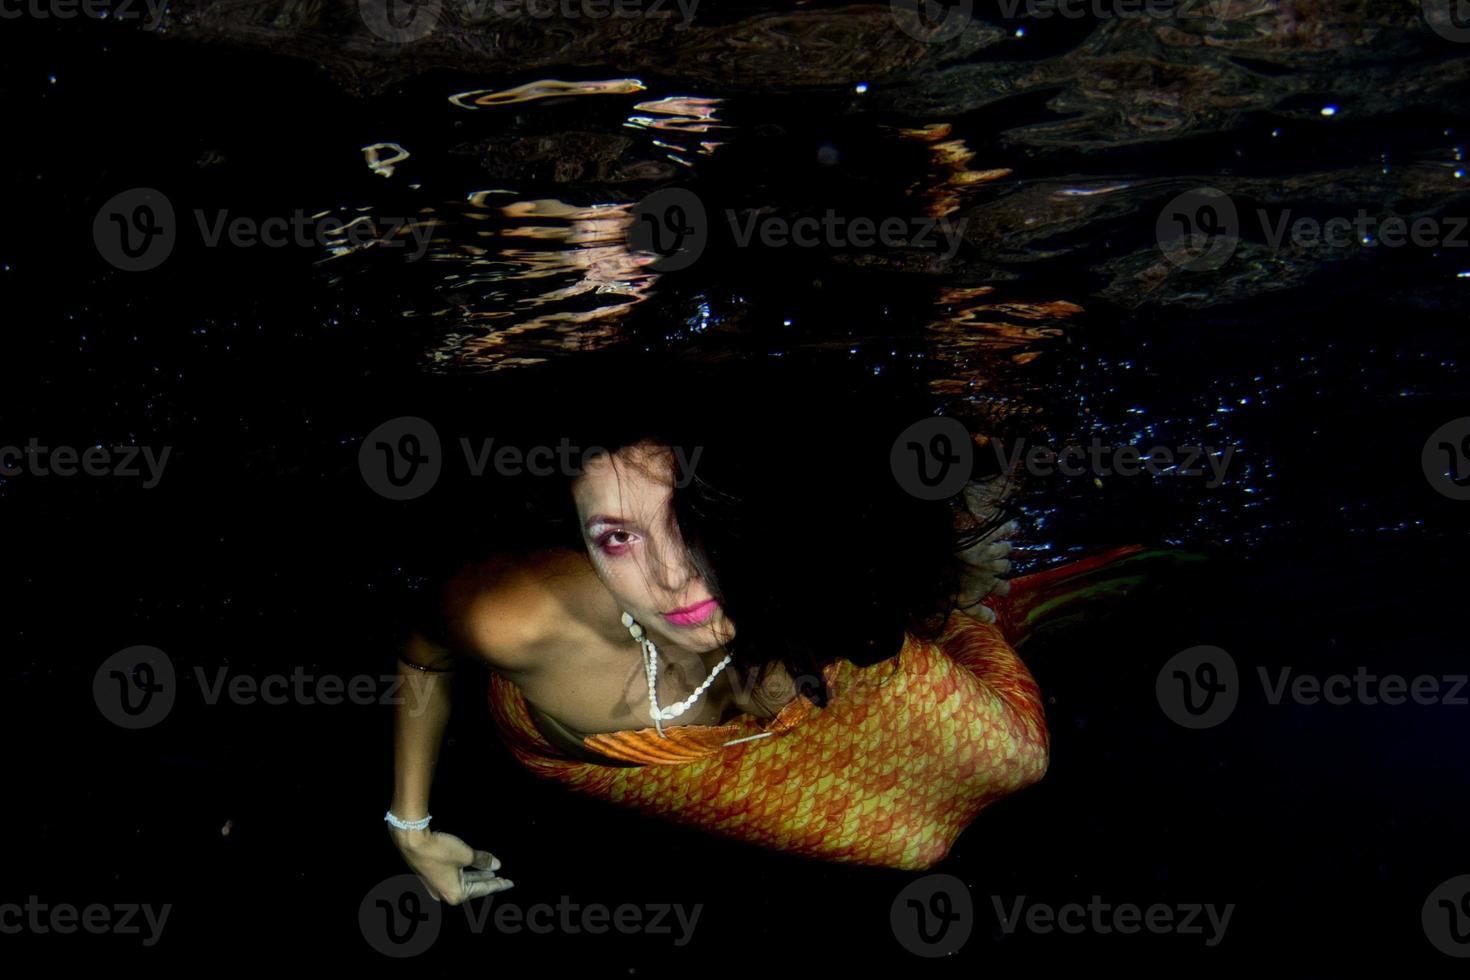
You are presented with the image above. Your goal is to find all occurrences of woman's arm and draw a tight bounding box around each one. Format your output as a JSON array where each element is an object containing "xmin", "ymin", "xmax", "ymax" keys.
[
  {"xmin": 388, "ymin": 633, "xmax": 455, "ymax": 846},
  {"xmin": 393, "ymin": 554, "xmax": 556, "ymax": 798},
  {"xmin": 386, "ymin": 627, "xmax": 514, "ymax": 904},
  {"xmin": 386, "ymin": 558, "xmax": 554, "ymax": 902}
]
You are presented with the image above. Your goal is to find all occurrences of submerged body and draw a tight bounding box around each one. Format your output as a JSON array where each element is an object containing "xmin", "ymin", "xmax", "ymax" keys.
[
  {"xmin": 447, "ymin": 546, "xmax": 1059, "ymax": 870},
  {"xmin": 444, "ymin": 548, "xmax": 797, "ymax": 765}
]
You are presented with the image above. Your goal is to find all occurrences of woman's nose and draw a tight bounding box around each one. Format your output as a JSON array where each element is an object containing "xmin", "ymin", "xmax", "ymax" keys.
[{"xmin": 645, "ymin": 535, "xmax": 694, "ymax": 592}]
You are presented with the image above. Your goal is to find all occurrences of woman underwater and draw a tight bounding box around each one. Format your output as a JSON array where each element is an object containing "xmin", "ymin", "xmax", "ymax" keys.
[{"xmin": 384, "ymin": 356, "xmax": 1118, "ymax": 902}]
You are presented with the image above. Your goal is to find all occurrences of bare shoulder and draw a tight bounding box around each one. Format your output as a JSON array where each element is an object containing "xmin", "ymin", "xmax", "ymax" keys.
[{"xmin": 440, "ymin": 547, "xmax": 609, "ymax": 673}]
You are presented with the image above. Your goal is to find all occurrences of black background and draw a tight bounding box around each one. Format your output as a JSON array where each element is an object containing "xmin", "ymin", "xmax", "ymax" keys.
[{"xmin": 3, "ymin": 5, "xmax": 1469, "ymax": 974}]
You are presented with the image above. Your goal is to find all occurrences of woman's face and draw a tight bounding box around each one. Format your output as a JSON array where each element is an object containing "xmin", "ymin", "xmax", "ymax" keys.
[{"xmin": 572, "ymin": 442, "xmax": 735, "ymax": 654}]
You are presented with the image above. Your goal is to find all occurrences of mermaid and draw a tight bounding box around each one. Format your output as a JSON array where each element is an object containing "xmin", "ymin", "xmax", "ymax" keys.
[{"xmin": 385, "ymin": 356, "xmax": 1131, "ymax": 900}]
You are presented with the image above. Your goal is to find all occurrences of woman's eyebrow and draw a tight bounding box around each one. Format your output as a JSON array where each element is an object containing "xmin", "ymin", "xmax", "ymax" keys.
[{"xmin": 584, "ymin": 513, "xmax": 632, "ymax": 529}]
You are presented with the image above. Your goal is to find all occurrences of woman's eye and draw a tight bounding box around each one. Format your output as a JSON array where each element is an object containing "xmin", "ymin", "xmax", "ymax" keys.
[{"xmin": 598, "ymin": 530, "xmax": 638, "ymax": 554}]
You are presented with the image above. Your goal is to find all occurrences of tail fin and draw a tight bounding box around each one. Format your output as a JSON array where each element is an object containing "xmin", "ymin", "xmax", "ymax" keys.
[{"xmin": 985, "ymin": 546, "xmax": 1208, "ymax": 648}]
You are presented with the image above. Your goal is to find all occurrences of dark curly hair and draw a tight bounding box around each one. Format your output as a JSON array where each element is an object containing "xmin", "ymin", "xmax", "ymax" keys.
[{"xmin": 514, "ymin": 350, "xmax": 1007, "ymax": 709}]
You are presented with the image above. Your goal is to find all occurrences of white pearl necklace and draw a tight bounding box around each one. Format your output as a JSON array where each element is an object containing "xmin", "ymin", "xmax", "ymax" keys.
[{"xmin": 622, "ymin": 610, "xmax": 733, "ymax": 738}]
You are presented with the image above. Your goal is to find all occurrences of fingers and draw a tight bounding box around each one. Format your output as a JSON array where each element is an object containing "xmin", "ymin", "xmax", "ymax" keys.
[
  {"xmin": 957, "ymin": 565, "xmax": 1001, "ymax": 591},
  {"xmin": 954, "ymin": 511, "xmax": 1022, "ymax": 615},
  {"xmin": 952, "ymin": 543, "xmax": 1011, "ymax": 575},
  {"xmin": 962, "ymin": 479, "xmax": 1007, "ymax": 518},
  {"xmin": 440, "ymin": 835, "xmax": 504, "ymax": 878},
  {"xmin": 470, "ymin": 850, "xmax": 502, "ymax": 874},
  {"xmin": 458, "ymin": 871, "xmax": 515, "ymax": 902},
  {"xmin": 957, "ymin": 532, "xmax": 1015, "ymax": 567},
  {"xmin": 954, "ymin": 581, "xmax": 999, "ymax": 618}
]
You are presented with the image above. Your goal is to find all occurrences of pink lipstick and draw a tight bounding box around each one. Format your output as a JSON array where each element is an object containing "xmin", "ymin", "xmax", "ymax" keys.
[{"xmin": 660, "ymin": 598, "xmax": 719, "ymax": 627}]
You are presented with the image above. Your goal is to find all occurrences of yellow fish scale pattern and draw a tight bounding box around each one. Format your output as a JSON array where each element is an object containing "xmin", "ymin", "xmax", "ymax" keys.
[{"xmin": 486, "ymin": 610, "xmax": 1049, "ymax": 870}]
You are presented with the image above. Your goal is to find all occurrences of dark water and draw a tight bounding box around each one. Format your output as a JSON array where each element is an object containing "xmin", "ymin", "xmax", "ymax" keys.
[{"xmin": 3, "ymin": 3, "xmax": 1469, "ymax": 973}]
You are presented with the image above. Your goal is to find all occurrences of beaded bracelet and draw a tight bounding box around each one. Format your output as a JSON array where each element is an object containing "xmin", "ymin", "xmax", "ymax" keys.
[{"xmin": 384, "ymin": 810, "xmax": 432, "ymax": 831}]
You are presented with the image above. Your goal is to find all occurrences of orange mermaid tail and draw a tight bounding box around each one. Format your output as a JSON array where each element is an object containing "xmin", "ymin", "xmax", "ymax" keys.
[{"xmin": 486, "ymin": 545, "xmax": 1161, "ymax": 871}]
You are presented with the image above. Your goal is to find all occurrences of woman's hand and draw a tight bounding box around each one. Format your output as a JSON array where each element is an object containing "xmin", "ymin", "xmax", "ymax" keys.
[
  {"xmin": 953, "ymin": 476, "xmax": 1017, "ymax": 624},
  {"xmin": 389, "ymin": 826, "xmax": 514, "ymax": 905}
]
